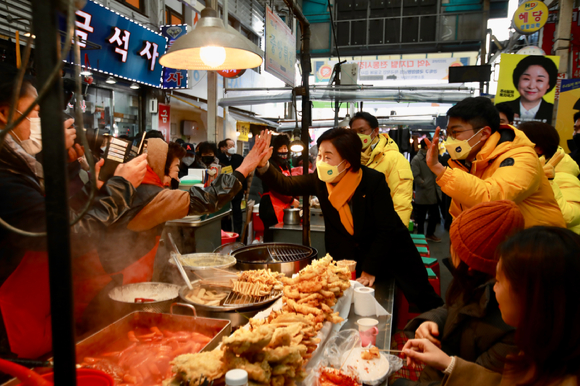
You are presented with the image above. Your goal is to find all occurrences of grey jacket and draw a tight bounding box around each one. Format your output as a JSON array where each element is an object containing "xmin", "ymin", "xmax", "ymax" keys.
[{"xmin": 411, "ymin": 150, "xmax": 441, "ymax": 205}]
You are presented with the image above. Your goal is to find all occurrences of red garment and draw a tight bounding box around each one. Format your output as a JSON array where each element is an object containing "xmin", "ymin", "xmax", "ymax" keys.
[
  {"xmin": 142, "ymin": 165, "xmax": 164, "ymax": 188},
  {"xmin": 71, "ymin": 249, "xmax": 112, "ymax": 323},
  {"xmin": 118, "ymin": 236, "xmax": 160, "ymax": 284},
  {"xmin": 262, "ymin": 167, "xmax": 294, "ymax": 223},
  {"xmin": 0, "ymin": 252, "xmax": 52, "ymax": 358}
]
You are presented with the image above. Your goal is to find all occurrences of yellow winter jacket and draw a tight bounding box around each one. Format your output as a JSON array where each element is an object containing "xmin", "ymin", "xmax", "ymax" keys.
[
  {"xmin": 552, "ymin": 149, "xmax": 580, "ymax": 234},
  {"xmin": 437, "ymin": 126, "xmax": 565, "ymax": 229},
  {"xmin": 362, "ymin": 133, "xmax": 413, "ymax": 226}
]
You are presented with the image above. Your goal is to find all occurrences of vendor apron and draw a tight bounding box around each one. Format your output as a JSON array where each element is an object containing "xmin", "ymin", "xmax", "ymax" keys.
[
  {"xmin": 117, "ymin": 235, "xmax": 160, "ymax": 284},
  {"xmin": 261, "ymin": 167, "xmax": 293, "ymax": 224},
  {"xmin": 0, "ymin": 251, "xmax": 52, "ymax": 358},
  {"xmin": 71, "ymin": 249, "xmax": 112, "ymax": 324}
]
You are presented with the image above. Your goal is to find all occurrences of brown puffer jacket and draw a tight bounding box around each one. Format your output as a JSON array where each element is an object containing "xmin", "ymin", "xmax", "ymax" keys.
[{"xmin": 404, "ymin": 281, "xmax": 516, "ymax": 383}]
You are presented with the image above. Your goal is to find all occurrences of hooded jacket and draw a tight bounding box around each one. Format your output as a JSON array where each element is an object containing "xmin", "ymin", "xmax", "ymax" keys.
[
  {"xmin": 361, "ymin": 134, "xmax": 413, "ymax": 226},
  {"xmin": 404, "ymin": 281, "xmax": 516, "ymax": 383},
  {"xmin": 551, "ymin": 149, "xmax": 580, "ymax": 234},
  {"xmin": 95, "ymin": 139, "xmax": 245, "ymax": 284},
  {"xmin": 436, "ymin": 125, "xmax": 565, "ymax": 229},
  {"xmin": 0, "ymin": 134, "xmax": 137, "ymax": 358}
]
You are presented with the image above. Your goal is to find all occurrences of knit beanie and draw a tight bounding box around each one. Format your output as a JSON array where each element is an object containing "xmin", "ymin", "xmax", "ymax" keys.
[{"xmin": 449, "ymin": 200, "xmax": 525, "ymax": 276}]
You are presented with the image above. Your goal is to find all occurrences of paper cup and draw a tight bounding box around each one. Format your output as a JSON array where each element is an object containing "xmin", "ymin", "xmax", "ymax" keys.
[
  {"xmin": 356, "ymin": 317, "xmax": 379, "ymax": 331},
  {"xmin": 338, "ymin": 260, "xmax": 357, "ymax": 280}
]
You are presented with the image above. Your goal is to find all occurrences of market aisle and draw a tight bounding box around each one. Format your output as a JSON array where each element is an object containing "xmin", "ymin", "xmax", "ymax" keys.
[{"xmin": 425, "ymin": 222, "xmax": 452, "ymax": 300}]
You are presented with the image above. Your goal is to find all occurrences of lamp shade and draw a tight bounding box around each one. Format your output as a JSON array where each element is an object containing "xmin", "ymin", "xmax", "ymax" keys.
[{"xmin": 159, "ymin": 8, "xmax": 263, "ymax": 71}]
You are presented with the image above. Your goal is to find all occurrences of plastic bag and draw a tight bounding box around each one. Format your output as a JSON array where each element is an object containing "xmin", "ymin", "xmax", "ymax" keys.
[{"xmin": 302, "ymin": 329, "xmax": 403, "ymax": 386}]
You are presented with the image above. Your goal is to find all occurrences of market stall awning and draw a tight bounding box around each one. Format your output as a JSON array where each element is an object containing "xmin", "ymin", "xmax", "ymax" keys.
[
  {"xmin": 219, "ymin": 86, "xmax": 475, "ymax": 107},
  {"xmin": 228, "ymin": 110, "xmax": 280, "ymax": 128}
]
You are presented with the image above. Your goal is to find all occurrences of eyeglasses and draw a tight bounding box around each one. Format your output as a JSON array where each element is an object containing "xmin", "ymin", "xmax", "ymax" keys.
[{"xmin": 446, "ymin": 126, "xmax": 484, "ymax": 139}]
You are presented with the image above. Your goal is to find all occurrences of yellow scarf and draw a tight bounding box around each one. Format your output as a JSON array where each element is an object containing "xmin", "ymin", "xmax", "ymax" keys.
[{"xmin": 326, "ymin": 169, "xmax": 363, "ymax": 235}]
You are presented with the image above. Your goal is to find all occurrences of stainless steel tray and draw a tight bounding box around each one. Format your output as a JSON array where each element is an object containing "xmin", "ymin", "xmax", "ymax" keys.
[{"xmin": 168, "ymin": 252, "xmax": 236, "ymax": 271}]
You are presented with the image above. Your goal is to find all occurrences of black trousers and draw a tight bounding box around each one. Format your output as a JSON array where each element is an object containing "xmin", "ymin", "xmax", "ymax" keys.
[
  {"xmin": 414, "ymin": 203, "xmax": 440, "ymax": 236},
  {"xmin": 222, "ymin": 192, "xmax": 244, "ymax": 236}
]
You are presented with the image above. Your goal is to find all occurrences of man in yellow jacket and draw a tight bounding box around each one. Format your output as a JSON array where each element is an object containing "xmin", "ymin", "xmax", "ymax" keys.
[
  {"xmin": 518, "ymin": 121, "xmax": 580, "ymax": 234},
  {"xmin": 424, "ymin": 97, "xmax": 565, "ymax": 229},
  {"xmin": 349, "ymin": 112, "xmax": 414, "ymax": 226}
]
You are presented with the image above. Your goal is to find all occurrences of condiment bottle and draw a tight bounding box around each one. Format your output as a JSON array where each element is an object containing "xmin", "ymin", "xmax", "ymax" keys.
[{"xmin": 226, "ymin": 369, "xmax": 248, "ymax": 386}]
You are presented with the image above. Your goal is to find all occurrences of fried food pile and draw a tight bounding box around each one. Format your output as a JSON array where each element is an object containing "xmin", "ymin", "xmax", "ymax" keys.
[
  {"xmin": 233, "ymin": 269, "xmax": 284, "ymax": 297},
  {"xmin": 318, "ymin": 367, "xmax": 360, "ymax": 386},
  {"xmin": 185, "ymin": 287, "xmax": 228, "ymax": 306},
  {"xmin": 165, "ymin": 255, "xmax": 352, "ymax": 386},
  {"xmin": 360, "ymin": 346, "xmax": 380, "ymax": 360},
  {"xmin": 165, "ymin": 325, "xmax": 307, "ymax": 386}
]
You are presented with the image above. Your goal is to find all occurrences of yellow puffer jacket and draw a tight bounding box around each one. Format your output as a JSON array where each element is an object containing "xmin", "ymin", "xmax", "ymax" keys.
[
  {"xmin": 437, "ymin": 125, "xmax": 565, "ymax": 229},
  {"xmin": 362, "ymin": 133, "xmax": 413, "ymax": 226},
  {"xmin": 552, "ymin": 149, "xmax": 580, "ymax": 234}
]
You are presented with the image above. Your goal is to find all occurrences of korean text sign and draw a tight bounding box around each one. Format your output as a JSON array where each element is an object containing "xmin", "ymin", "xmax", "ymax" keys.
[
  {"xmin": 495, "ymin": 54, "xmax": 560, "ymax": 124},
  {"xmin": 555, "ymin": 79, "xmax": 580, "ymax": 152},
  {"xmin": 513, "ymin": 0, "xmax": 548, "ymax": 35},
  {"xmin": 161, "ymin": 25, "xmax": 189, "ymax": 89},
  {"xmin": 158, "ymin": 103, "xmax": 171, "ymax": 142},
  {"xmin": 63, "ymin": 0, "xmax": 167, "ymax": 87},
  {"xmin": 265, "ymin": 6, "xmax": 296, "ymax": 86},
  {"xmin": 314, "ymin": 57, "xmax": 469, "ymax": 83}
]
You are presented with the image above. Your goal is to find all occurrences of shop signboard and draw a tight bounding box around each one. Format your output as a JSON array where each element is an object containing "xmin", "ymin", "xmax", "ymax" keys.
[
  {"xmin": 265, "ymin": 6, "xmax": 296, "ymax": 86},
  {"xmin": 512, "ymin": 0, "xmax": 548, "ymax": 35},
  {"xmin": 237, "ymin": 122, "xmax": 250, "ymax": 142},
  {"xmin": 555, "ymin": 79, "xmax": 580, "ymax": 152},
  {"xmin": 314, "ymin": 57, "xmax": 470, "ymax": 83},
  {"xmin": 540, "ymin": 9, "xmax": 580, "ymax": 79},
  {"xmin": 158, "ymin": 103, "xmax": 171, "ymax": 142},
  {"xmin": 160, "ymin": 25, "xmax": 189, "ymax": 89},
  {"xmin": 495, "ymin": 54, "xmax": 560, "ymax": 124},
  {"xmin": 61, "ymin": 0, "xmax": 167, "ymax": 87}
]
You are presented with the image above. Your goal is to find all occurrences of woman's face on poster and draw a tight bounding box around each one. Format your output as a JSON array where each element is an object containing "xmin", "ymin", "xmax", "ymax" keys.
[{"xmin": 517, "ymin": 65, "xmax": 551, "ymax": 104}]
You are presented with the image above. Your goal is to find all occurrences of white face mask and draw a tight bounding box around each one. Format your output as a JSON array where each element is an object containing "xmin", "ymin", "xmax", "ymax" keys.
[
  {"xmin": 227, "ymin": 147, "xmax": 236, "ymax": 155},
  {"xmin": 183, "ymin": 156, "xmax": 195, "ymax": 166},
  {"xmin": 14, "ymin": 110, "xmax": 42, "ymax": 155}
]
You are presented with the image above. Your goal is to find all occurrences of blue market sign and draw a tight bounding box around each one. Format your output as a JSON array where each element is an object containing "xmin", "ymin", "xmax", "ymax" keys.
[
  {"xmin": 160, "ymin": 25, "xmax": 189, "ymax": 89},
  {"xmin": 61, "ymin": 0, "xmax": 167, "ymax": 87}
]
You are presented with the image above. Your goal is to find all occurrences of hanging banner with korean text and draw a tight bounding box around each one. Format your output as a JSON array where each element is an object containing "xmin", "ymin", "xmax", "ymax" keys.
[
  {"xmin": 61, "ymin": 0, "xmax": 167, "ymax": 87},
  {"xmin": 540, "ymin": 8, "xmax": 580, "ymax": 79},
  {"xmin": 495, "ymin": 54, "xmax": 560, "ymax": 124},
  {"xmin": 161, "ymin": 25, "xmax": 189, "ymax": 89},
  {"xmin": 512, "ymin": 0, "xmax": 548, "ymax": 35},
  {"xmin": 314, "ymin": 57, "xmax": 470, "ymax": 83},
  {"xmin": 555, "ymin": 79, "xmax": 580, "ymax": 152},
  {"xmin": 265, "ymin": 6, "xmax": 296, "ymax": 86},
  {"xmin": 158, "ymin": 103, "xmax": 171, "ymax": 142},
  {"xmin": 237, "ymin": 122, "xmax": 250, "ymax": 142}
]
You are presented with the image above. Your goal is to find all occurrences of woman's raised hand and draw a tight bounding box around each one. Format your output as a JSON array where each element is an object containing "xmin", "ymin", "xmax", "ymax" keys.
[
  {"xmin": 256, "ymin": 130, "xmax": 274, "ymax": 168},
  {"xmin": 237, "ymin": 130, "xmax": 273, "ymax": 177}
]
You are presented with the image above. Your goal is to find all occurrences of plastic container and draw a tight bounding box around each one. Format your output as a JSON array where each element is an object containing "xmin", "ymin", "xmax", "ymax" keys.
[
  {"xmin": 226, "ymin": 369, "xmax": 248, "ymax": 386},
  {"xmin": 221, "ymin": 231, "xmax": 239, "ymax": 244}
]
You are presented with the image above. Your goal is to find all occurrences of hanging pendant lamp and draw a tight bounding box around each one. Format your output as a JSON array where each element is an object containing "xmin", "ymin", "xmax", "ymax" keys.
[{"xmin": 159, "ymin": 8, "xmax": 263, "ymax": 71}]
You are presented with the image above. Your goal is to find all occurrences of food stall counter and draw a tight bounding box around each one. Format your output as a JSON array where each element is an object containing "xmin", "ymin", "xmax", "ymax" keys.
[{"xmin": 165, "ymin": 209, "xmax": 231, "ymax": 253}]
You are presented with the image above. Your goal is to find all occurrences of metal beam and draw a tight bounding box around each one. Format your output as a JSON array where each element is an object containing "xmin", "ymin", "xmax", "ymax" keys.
[{"xmin": 31, "ymin": 0, "xmax": 77, "ymax": 384}]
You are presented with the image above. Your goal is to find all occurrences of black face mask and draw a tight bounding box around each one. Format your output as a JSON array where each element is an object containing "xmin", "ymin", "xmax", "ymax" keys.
[
  {"xmin": 574, "ymin": 133, "xmax": 580, "ymax": 148},
  {"xmin": 170, "ymin": 178, "xmax": 180, "ymax": 190},
  {"xmin": 276, "ymin": 152, "xmax": 289, "ymax": 160},
  {"xmin": 202, "ymin": 156, "xmax": 214, "ymax": 165}
]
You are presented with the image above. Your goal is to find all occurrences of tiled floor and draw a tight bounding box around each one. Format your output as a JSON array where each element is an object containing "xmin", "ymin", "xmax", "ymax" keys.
[{"xmin": 420, "ymin": 222, "xmax": 452, "ymax": 300}]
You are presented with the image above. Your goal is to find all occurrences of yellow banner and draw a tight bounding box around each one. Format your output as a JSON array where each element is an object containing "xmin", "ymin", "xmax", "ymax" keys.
[
  {"xmin": 513, "ymin": 0, "xmax": 548, "ymax": 35},
  {"xmin": 555, "ymin": 79, "xmax": 580, "ymax": 152},
  {"xmin": 495, "ymin": 54, "xmax": 559, "ymax": 124},
  {"xmin": 237, "ymin": 122, "xmax": 250, "ymax": 142}
]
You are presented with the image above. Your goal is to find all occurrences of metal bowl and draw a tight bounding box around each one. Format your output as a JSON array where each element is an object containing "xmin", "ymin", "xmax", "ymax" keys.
[
  {"xmin": 168, "ymin": 252, "xmax": 237, "ymax": 271},
  {"xmin": 231, "ymin": 243, "xmax": 317, "ymax": 277},
  {"xmin": 108, "ymin": 282, "xmax": 181, "ymax": 314}
]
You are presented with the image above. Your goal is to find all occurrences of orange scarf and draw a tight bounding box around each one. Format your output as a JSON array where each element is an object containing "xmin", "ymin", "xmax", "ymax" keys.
[
  {"xmin": 141, "ymin": 165, "xmax": 164, "ymax": 188},
  {"xmin": 326, "ymin": 169, "xmax": 363, "ymax": 235}
]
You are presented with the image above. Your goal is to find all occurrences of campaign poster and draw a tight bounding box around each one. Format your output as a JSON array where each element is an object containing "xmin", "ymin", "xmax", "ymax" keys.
[
  {"xmin": 495, "ymin": 54, "xmax": 560, "ymax": 125},
  {"xmin": 555, "ymin": 79, "xmax": 580, "ymax": 152}
]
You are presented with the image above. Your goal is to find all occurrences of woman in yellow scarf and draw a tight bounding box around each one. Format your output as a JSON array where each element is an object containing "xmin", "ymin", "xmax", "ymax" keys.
[{"xmin": 255, "ymin": 128, "xmax": 442, "ymax": 313}]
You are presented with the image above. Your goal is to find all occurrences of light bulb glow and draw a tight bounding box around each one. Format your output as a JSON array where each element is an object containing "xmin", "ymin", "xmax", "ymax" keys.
[
  {"xmin": 290, "ymin": 143, "xmax": 304, "ymax": 152},
  {"xmin": 200, "ymin": 46, "xmax": 226, "ymax": 68}
]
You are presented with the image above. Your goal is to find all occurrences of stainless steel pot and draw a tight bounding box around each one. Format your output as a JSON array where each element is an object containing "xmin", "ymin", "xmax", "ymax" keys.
[
  {"xmin": 283, "ymin": 208, "xmax": 301, "ymax": 225},
  {"xmin": 232, "ymin": 243, "xmax": 317, "ymax": 277},
  {"xmin": 108, "ymin": 282, "xmax": 180, "ymax": 315}
]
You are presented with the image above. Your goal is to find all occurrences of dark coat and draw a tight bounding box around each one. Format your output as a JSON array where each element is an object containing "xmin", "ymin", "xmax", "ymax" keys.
[
  {"xmin": 404, "ymin": 281, "xmax": 517, "ymax": 383},
  {"xmin": 258, "ymin": 163, "xmax": 443, "ymax": 311},
  {"xmin": 411, "ymin": 150, "xmax": 441, "ymax": 205},
  {"xmin": 496, "ymin": 97, "xmax": 554, "ymax": 123}
]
